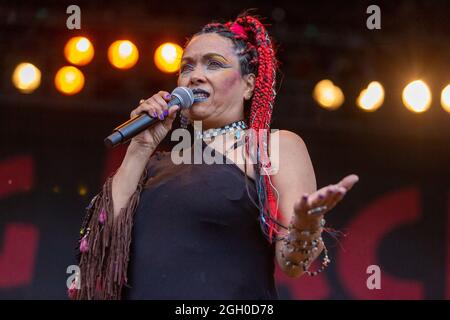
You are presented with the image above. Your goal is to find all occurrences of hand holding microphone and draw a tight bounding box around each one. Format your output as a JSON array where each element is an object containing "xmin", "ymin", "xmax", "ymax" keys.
[
  {"xmin": 104, "ymin": 87, "xmax": 194, "ymax": 149},
  {"xmin": 128, "ymin": 91, "xmax": 180, "ymax": 150}
]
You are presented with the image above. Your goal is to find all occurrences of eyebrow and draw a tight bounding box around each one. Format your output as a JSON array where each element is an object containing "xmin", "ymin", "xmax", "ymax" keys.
[{"xmin": 181, "ymin": 53, "xmax": 228, "ymax": 63}]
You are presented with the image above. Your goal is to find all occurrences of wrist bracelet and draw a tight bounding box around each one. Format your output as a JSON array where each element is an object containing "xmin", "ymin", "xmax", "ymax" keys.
[{"xmin": 282, "ymin": 223, "xmax": 331, "ymax": 276}]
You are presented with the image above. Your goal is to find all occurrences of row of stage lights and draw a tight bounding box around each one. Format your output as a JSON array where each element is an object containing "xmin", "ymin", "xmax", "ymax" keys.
[
  {"xmin": 9, "ymin": 36, "xmax": 450, "ymax": 114},
  {"xmin": 12, "ymin": 36, "xmax": 182, "ymax": 95},
  {"xmin": 314, "ymin": 79, "xmax": 450, "ymax": 114}
]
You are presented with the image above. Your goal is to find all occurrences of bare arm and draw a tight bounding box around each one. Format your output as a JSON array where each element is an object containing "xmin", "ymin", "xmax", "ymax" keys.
[
  {"xmin": 74, "ymin": 91, "xmax": 180, "ymax": 299},
  {"xmin": 110, "ymin": 90, "xmax": 181, "ymax": 219},
  {"xmin": 270, "ymin": 130, "xmax": 317, "ymax": 277},
  {"xmin": 270, "ymin": 130, "xmax": 359, "ymax": 278},
  {"xmin": 111, "ymin": 140, "xmax": 155, "ymax": 219}
]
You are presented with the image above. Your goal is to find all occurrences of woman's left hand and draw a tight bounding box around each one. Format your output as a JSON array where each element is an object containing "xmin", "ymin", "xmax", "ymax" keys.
[{"xmin": 291, "ymin": 174, "xmax": 360, "ymax": 231}]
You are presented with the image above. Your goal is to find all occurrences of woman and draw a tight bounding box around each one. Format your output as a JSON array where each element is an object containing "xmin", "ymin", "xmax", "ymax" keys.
[{"xmin": 72, "ymin": 14, "xmax": 359, "ymax": 300}]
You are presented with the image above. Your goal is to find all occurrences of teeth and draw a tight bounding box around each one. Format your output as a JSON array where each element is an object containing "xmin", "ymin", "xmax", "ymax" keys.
[{"xmin": 194, "ymin": 93, "xmax": 209, "ymax": 99}]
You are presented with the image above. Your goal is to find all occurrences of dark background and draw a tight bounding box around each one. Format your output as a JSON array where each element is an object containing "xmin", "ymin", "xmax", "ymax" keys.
[{"xmin": 0, "ymin": 0, "xmax": 449, "ymax": 299}]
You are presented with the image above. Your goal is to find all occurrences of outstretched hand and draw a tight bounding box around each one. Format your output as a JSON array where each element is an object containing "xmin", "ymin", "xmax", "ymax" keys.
[{"xmin": 291, "ymin": 174, "xmax": 359, "ymax": 230}]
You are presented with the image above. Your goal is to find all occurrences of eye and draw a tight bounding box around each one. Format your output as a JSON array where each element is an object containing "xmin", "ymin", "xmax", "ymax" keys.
[
  {"xmin": 180, "ymin": 64, "xmax": 193, "ymax": 72},
  {"xmin": 207, "ymin": 60, "xmax": 223, "ymax": 68}
]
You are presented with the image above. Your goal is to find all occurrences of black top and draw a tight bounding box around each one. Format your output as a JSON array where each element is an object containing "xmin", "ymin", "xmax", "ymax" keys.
[{"xmin": 123, "ymin": 141, "xmax": 278, "ymax": 299}]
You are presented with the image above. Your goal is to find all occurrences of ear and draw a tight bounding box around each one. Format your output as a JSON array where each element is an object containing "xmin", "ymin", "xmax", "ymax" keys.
[{"xmin": 243, "ymin": 73, "xmax": 256, "ymax": 100}]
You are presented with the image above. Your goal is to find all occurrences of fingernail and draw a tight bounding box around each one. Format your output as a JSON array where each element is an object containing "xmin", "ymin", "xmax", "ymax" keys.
[
  {"xmin": 164, "ymin": 94, "xmax": 171, "ymax": 99},
  {"xmin": 159, "ymin": 114, "xmax": 165, "ymax": 120},
  {"xmin": 153, "ymin": 111, "xmax": 158, "ymax": 117},
  {"xmin": 163, "ymin": 109, "xmax": 169, "ymax": 116},
  {"xmin": 319, "ymin": 194, "xmax": 324, "ymax": 200}
]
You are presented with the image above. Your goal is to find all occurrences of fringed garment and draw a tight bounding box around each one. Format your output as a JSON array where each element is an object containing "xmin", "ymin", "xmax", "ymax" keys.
[{"xmin": 74, "ymin": 142, "xmax": 278, "ymax": 299}]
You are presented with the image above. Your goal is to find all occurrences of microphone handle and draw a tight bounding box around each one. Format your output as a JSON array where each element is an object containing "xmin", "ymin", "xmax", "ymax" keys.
[{"xmin": 104, "ymin": 98, "xmax": 181, "ymax": 148}]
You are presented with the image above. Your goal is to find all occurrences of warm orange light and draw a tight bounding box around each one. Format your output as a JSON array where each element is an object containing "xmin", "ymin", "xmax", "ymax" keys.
[
  {"xmin": 108, "ymin": 40, "xmax": 139, "ymax": 69},
  {"xmin": 12, "ymin": 62, "xmax": 41, "ymax": 93},
  {"xmin": 54, "ymin": 66, "xmax": 85, "ymax": 95},
  {"xmin": 313, "ymin": 79, "xmax": 344, "ymax": 110},
  {"xmin": 402, "ymin": 80, "xmax": 432, "ymax": 113},
  {"xmin": 154, "ymin": 42, "xmax": 183, "ymax": 73},
  {"xmin": 78, "ymin": 185, "xmax": 88, "ymax": 196},
  {"xmin": 440, "ymin": 84, "xmax": 450, "ymax": 114},
  {"xmin": 357, "ymin": 81, "xmax": 385, "ymax": 111},
  {"xmin": 64, "ymin": 36, "xmax": 94, "ymax": 66}
]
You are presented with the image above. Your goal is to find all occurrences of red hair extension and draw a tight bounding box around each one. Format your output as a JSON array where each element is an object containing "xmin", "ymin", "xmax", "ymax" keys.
[{"xmin": 225, "ymin": 15, "xmax": 283, "ymax": 242}]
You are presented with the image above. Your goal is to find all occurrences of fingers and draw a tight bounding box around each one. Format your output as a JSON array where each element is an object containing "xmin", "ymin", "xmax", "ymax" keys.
[
  {"xmin": 296, "ymin": 184, "xmax": 346, "ymax": 216},
  {"xmin": 166, "ymin": 105, "xmax": 180, "ymax": 119},
  {"xmin": 325, "ymin": 185, "xmax": 346, "ymax": 211},
  {"xmin": 293, "ymin": 194, "xmax": 309, "ymax": 213},
  {"xmin": 337, "ymin": 174, "xmax": 359, "ymax": 191},
  {"xmin": 160, "ymin": 105, "xmax": 180, "ymax": 130},
  {"xmin": 292, "ymin": 175, "xmax": 357, "ymax": 230},
  {"xmin": 130, "ymin": 91, "xmax": 172, "ymax": 120},
  {"xmin": 153, "ymin": 93, "xmax": 171, "ymax": 119},
  {"xmin": 309, "ymin": 174, "xmax": 359, "ymax": 212}
]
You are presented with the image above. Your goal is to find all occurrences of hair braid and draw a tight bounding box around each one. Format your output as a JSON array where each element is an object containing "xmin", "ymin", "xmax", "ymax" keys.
[
  {"xmin": 188, "ymin": 14, "xmax": 284, "ymax": 243},
  {"xmin": 235, "ymin": 16, "xmax": 282, "ymax": 242}
]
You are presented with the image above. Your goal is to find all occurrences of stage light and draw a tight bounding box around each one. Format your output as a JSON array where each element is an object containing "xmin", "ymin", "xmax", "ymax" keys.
[
  {"xmin": 441, "ymin": 84, "xmax": 450, "ymax": 113},
  {"xmin": 356, "ymin": 81, "xmax": 384, "ymax": 112},
  {"xmin": 64, "ymin": 36, "xmax": 94, "ymax": 66},
  {"xmin": 12, "ymin": 62, "xmax": 41, "ymax": 94},
  {"xmin": 154, "ymin": 42, "xmax": 183, "ymax": 73},
  {"xmin": 402, "ymin": 80, "xmax": 431, "ymax": 113},
  {"xmin": 108, "ymin": 40, "xmax": 139, "ymax": 69},
  {"xmin": 54, "ymin": 66, "xmax": 85, "ymax": 95},
  {"xmin": 313, "ymin": 79, "xmax": 344, "ymax": 109},
  {"xmin": 78, "ymin": 185, "xmax": 87, "ymax": 196}
]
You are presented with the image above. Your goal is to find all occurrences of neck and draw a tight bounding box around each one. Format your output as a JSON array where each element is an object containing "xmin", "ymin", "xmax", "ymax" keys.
[
  {"xmin": 205, "ymin": 128, "xmax": 247, "ymax": 151},
  {"xmin": 201, "ymin": 119, "xmax": 239, "ymax": 130},
  {"xmin": 201, "ymin": 110, "xmax": 245, "ymax": 130},
  {"xmin": 197, "ymin": 119, "xmax": 247, "ymax": 147}
]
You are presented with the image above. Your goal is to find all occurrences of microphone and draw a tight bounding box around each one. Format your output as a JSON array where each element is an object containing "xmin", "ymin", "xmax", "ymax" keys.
[{"xmin": 104, "ymin": 87, "xmax": 195, "ymax": 148}]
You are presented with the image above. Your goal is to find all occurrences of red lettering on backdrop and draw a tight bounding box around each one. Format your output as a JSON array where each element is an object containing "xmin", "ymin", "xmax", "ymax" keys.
[
  {"xmin": 0, "ymin": 155, "xmax": 38, "ymax": 288},
  {"xmin": 102, "ymin": 145, "xmax": 127, "ymax": 182},
  {"xmin": 337, "ymin": 187, "xmax": 424, "ymax": 299},
  {"xmin": 275, "ymin": 261, "xmax": 330, "ymax": 299},
  {"xmin": 0, "ymin": 224, "xmax": 39, "ymax": 288},
  {"xmin": 0, "ymin": 155, "xmax": 34, "ymax": 198}
]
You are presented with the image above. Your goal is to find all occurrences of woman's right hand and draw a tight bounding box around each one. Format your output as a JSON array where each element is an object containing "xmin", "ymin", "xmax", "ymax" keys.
[{"xmin": 129, "ymin": 91, "xmax": 180, "ymax": 149}]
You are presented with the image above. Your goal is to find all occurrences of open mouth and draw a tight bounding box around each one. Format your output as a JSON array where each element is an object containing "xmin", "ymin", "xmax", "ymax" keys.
[{"xmin": 192, "ymin": 88, "xmax": 210, "ymax": 102}]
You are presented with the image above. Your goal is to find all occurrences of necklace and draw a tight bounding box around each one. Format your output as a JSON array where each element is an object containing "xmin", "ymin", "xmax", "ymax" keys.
[{"xmin": 195, "ymin": 120, "xmax": 247, "ymax": 141}]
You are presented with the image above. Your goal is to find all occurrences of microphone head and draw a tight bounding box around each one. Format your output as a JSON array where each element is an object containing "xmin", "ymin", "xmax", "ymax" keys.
[{"xmin": 171, "ymin": 87, "xmax": 195, "ymax": 110}]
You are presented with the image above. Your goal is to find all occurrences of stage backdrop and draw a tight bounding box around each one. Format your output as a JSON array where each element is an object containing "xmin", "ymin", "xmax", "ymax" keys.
[
  {"xmin": 1, "ymin": 0, "xmax": 449, "ymax": 300},
  {"xmin": 0, "ymin": 102, "xmax": 449, "ymax": 299}
]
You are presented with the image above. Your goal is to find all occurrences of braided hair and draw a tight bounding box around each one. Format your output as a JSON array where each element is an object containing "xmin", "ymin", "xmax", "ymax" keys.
[{"xmin": 186, "ymin": 14, "xmax": 286, "ymax": 243}]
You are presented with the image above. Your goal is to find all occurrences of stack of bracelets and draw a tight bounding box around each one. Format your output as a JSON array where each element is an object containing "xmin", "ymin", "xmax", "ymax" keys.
[{"xmin": 280, "ymin": 207, "xmax": 331, "ymax": 276}]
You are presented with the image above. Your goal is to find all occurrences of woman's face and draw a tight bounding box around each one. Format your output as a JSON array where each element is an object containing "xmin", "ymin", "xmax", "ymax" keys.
[{"xmin": 177, "ymin": 33, "xmax": 255, "ymax": 129}]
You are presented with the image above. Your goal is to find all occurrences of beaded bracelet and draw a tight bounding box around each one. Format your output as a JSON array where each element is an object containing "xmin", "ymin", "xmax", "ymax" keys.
[{"xmin": 281, "ymin": 224, "xmax": 331, "ymax": 276}]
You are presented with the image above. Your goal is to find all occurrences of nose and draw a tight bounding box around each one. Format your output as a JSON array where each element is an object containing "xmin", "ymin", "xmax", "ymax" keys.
[{"xmin": 188, "ymin": 68, "xmax": 206, "ymax": 85}]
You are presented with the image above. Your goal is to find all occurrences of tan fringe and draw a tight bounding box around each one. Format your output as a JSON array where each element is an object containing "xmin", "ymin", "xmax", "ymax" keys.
[{"xmin": 75, "ymin": 166, "xmax": 148, "ymax": 300}]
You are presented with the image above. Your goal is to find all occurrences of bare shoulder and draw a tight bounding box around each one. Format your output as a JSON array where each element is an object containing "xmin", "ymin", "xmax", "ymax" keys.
[
  {"xmin": 270, "ymin": 129, "xmax": 317, "ymax": 197},
  {"xmin": 270, "ymin": 129, "xmax": 311, "ymax": 165}
]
